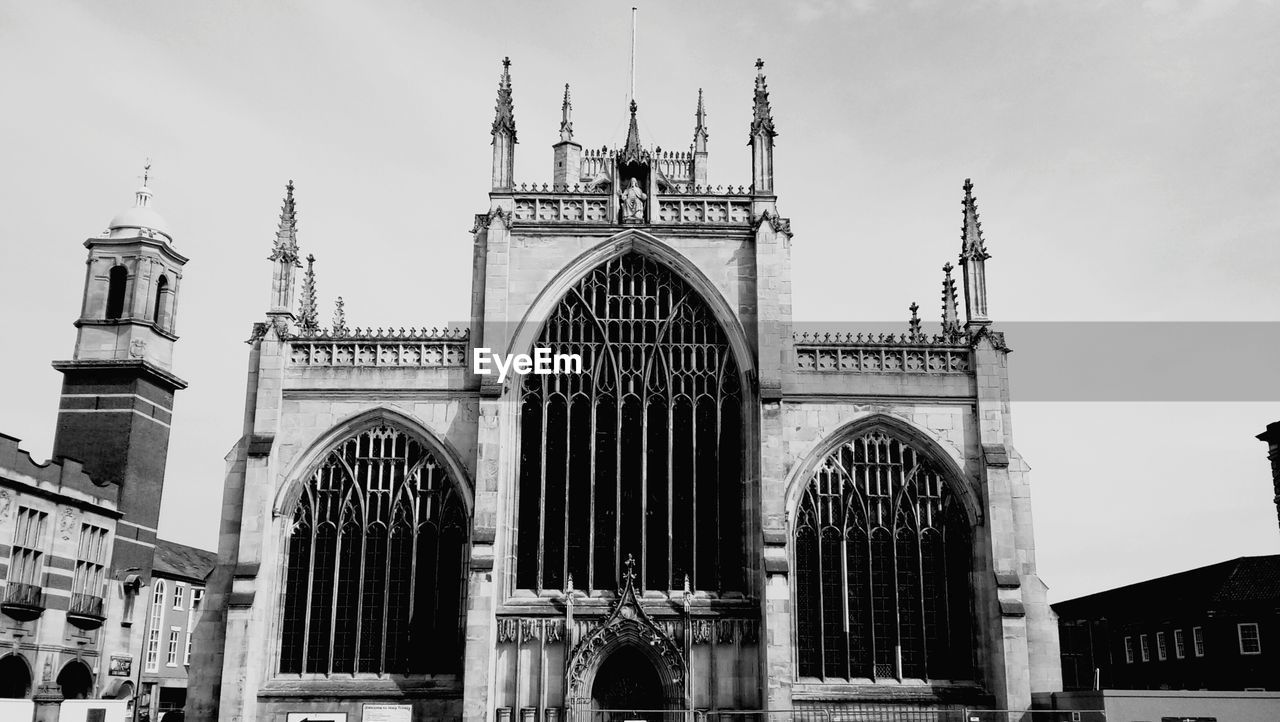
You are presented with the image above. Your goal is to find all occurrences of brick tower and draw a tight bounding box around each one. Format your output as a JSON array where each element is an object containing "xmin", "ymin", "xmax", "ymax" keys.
[{"xmin": 51, "ymin": 167, "xmax": 188, "ymax": 581}]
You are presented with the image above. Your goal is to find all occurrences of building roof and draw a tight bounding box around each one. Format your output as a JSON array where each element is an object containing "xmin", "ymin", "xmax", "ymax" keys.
[
  {"xmin": 153, "ymin": 538, "xmax": 217, "ymax": 583},
  {"xmin": 1053, "ymin": 555, "xmax": 1280, "ymax": 620}
]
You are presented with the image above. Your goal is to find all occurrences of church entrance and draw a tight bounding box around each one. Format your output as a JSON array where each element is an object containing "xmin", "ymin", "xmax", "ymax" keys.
[{"xmin": 591, "ymin": 645, "xmax": 666, "ymax": 721}]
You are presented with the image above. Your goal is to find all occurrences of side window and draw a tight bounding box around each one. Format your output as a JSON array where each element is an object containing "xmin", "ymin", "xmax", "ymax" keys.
[{"xmin": 106, "ymin": 266, "xmax": 128, "ymax": 319}]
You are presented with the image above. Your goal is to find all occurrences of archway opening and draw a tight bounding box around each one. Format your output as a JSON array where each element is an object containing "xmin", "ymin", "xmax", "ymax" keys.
[
  {"xmin": 591, "ymin": 645, "xmax": 665, "ymax": 721},
  {"xmin": 57, "ymin": 659, "xmax": 93, "ymax": 699},
  {"xmin": 0, "ymin": 654, "xmax": 31, "ymax": 698}
]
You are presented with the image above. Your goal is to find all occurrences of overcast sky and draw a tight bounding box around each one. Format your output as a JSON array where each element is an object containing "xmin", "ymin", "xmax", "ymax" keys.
[{"xmin": 1, "ymin": 1, "xmax": 1277, "ymax": 602}]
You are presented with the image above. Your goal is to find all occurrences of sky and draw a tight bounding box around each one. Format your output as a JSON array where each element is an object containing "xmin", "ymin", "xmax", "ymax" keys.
[{"xmin": 1, "ymin": 0, "xmax": 1277, "ymax": 603}]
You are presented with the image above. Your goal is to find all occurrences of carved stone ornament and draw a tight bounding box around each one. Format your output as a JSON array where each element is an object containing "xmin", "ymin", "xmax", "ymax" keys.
[
  {"xmin": 472, "ymin": 207, "xmax": 513, "ymax": 233},
  {"xmin": 968, "ymin": 325, "xmax": 1008, "ymax": 352},
  {"xmin": 752, "ymin": 208, "xmax": 792, "ymax": 237},
  {"xmin": 0, "ymin": 490, "xmax": 10, "ymax": 519},
  {"xmin": 59, "ymin": 507, "xmax": 77, "ymax": 541},
  {"xmin": 564, "ymin": 555, "xmax": 686, "ymax": 704},
  {"xmin": 128, "ymin": 339, "xmax": 147, "ymax": 358}
]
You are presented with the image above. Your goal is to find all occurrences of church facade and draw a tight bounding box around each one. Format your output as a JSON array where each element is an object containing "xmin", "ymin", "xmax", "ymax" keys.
[{"xmin": 188, "ymin": 59, "xmax": 1061, "ymax": 720}]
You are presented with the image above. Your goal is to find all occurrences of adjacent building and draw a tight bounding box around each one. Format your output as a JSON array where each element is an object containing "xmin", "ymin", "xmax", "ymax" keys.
[
  {"xmin": 189, "ymin": 58, "xmax": 1062, "ymax": 720},
  {"xmin": 0, "ymin": 175, "xmax": 212, "ymax": 721},
  {"xmin": 139, "ymin": 540, "xmax": 216, "ymax": 722},
  {"xmin": 1054, "ymin": 555, "xmax": 1280, "ymax": 692}
]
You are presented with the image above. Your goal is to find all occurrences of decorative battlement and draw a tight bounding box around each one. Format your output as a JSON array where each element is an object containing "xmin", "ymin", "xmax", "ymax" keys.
[
  {"xmin": 511, "ymin": 190, "xmax": 753, "ymax": 226},
  {"xmin": 0, "ymin": 433, "xmax": 120, "ymax": 507},
  {"xmin": 794, "ymin": 331, "xmax": 971, "ymax": 374},
  {"xmin": 287, "ymin": 327, "xmax": 470, "ymax": 368}
]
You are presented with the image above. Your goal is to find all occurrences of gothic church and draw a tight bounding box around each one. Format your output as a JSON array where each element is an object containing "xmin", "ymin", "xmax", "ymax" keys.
[{"xmin": 188, "ymin": 59, "xmax": 1062, "ymax": 720}]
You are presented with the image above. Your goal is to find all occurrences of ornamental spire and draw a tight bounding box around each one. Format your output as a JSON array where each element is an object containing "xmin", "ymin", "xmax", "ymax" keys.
[
  {"xmin": 693, "ymin": 88, "xmax": 708, "ymax": 152},
  {"xmin": 268, "ymin": 180, "xmax": 300, "ymax": 266},
  {"xmin": 908, "ymin": 302, "xmax": 924, "ymax": 342},
  {"xmin": 559, "ymin": 83, "xmax": 574, "ymax": 143},
  {"xmin": 491, "ymin": 56, "xmax": 516, "ymax": 141},
  {"xmin": 960, "ymin": 178, "xmax": 989, "ymax": 261},
  {"xmin": 941, "ymin": 262, "xmax": 961, "ymax": 338},
  {"xmin": 749, "ymin": 58, "xmax": 776, "ymax": 140},
  {"xmin": 267, "ymin": 180, "xmax": 301, "ymax": 319},
  {"xmin": 298, "ymin": 254, "xmax": 318, "ymax": 333},
  {"xmin": 622, "ymin": 100, "xmax": 643, "ymax": 162},
  {"xmin": 959, "ymin": 178, "xmax": 991, "ymax": 326}
]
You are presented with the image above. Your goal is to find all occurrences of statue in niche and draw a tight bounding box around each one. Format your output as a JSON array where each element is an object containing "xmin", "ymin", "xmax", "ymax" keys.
[{"xmin": 619, "ymin": 177, "xmax": 647, "ymax": 222}]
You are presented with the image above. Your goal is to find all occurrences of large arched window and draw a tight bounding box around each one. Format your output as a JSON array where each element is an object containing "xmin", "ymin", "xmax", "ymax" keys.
[
  {"xmin": 278, "ymin": 424, "xmax": 467, "ymax": 676},
  {"xmin": 795, "ymin": 430, "xmax": 973, "ymax": 682},
  {"xmin": 515, "ymin": 252, "xmax": 744, "ymax": 595}
]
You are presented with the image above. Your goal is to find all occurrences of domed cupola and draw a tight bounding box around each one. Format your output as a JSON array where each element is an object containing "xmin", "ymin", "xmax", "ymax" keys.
[{"xmin": 107, "ymin": 165, "xmax": 172, "ymax": 241}]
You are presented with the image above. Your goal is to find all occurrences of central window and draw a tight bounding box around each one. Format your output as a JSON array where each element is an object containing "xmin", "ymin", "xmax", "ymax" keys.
[{"xmin": 515, "ymin": 253, "xmax": 745, "ymax": 595}]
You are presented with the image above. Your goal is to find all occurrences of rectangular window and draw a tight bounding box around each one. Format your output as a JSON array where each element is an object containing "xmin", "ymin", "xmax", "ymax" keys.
[
  {"xmin": 1156, "ymin": 631, "xmax": 1167, "ymax": 660},
  {"xmin": 71, "ymin": 524, "xmax": 110, "ymax": 599},
  {"xmin": 1238, "ymin": 623, "xmax": 1261, "ymax": 655},
  {"xmin": 1193, "ymin": 626, "xmax": 1205, "ymax": 657},
  {"xmin": 9, "ymin": 507, "xmax": 49, "ymax": 587},
  {"xmin": 1139, "ymin": 634, "xmax": 1150, "ymax": 662},
  {"xmin": 1174, "ymin": 629, "xmax": 1186, "ymax": 659},
  {"xmin": 1124, "ymin": 636, "xmax": 1135, "ymax": 663},
  {"xmin": 172, "ymin": 582, "xmax": 185, "ymax": 611},
  {"xmin": 167, "ymin": 627, "xmax": 180, "ymax": 666}
]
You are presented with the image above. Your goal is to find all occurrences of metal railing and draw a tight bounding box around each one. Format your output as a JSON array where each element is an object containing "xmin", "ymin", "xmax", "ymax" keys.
[
  {"xmin": 565, "ymin": 711, "xmax": 1104, "ymax": 722},
  {"xmin": 3, "ymin": 581, "xmax": 44, "ymax": 609},
  {"xmin": 69, "ymin": 592, "xmax": 105, "ymax": 618}
]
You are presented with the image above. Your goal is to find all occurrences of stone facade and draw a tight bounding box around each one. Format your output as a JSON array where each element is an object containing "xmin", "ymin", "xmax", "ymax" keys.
[{"xmin": 188, "ymin": 59, "xmax": 1061, "ymax": 721}]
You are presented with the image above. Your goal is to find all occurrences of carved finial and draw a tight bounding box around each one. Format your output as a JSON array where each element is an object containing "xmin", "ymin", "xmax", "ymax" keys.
[
  {"xmin": 960, "ymin": 178, "xmax": 989, "ymax": 261},
  {"xmin": 691, "ymin": 88, "xmax": 709, "ymax": 153},
  {"xmin": 141, "ymin": 159, "xmax": 152, "ymax": 188},
  {"xmin": 298, "ymin": 254, "xmax": 318, "ymax": 332},
  {"xmin": 559, "ymin": 83, "xmax": 574, "ymax": 143},
  {"xmin": 683, "ymin": 574, "xmax": 691, "ymax": 595},
  {"xmin": 566, "ymin": 574, "xmax": 574, "ymax": 594},
  {"xmin": 908, "ymin": 302, "xmax": 923, "ymax": 341},
  {"xmin": 941, "ymin": 262, "xmax": 960, "ymax": 338},
  {"xmin": 622, "ymin": 99, "xmax": 644, "ymax": 163},
  {"xmin": 491, "ymin": 57, "xmax": 516, "ymax": 141},
  {"xmin": 332, "ymin": 296, "xmax": 347, "ymax": 337},
  {"xmin": 750, "ymin": 59, "xmax": 776, "ymax": 141},
  {"xmin": 623, "ymin": 553, "xmax": 637, "ymax": 584}
]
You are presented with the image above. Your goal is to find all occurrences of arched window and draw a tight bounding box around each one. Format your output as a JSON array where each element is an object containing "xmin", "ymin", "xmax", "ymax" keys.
[
  {"xmin": 153, "ymin": 275, "xmax": 169, "ymax": 328},
  {"xmin": 515, "ymin": 252, "xmax": 744, "ymax": 595},
  {"xmin": 106, "ymin": 266, "xmax": 128, "ymax": 320},
  {"xmin": 795, "ymin": 430, "xmax": 973, "ymax": 682},
  {"xmin": 278, "ymin": 424, "xmax": 467, "ymax": 676},
  {"xmin": 146, "ymin": 580, "xmax": 166, "ymax": 672}
]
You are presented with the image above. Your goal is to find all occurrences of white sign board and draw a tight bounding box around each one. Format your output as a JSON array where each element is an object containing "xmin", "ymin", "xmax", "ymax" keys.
[
  {"xmin": 0, "ymin": 699, "xmax": 34, "ymax": 722},
  {"xmin": 58, "ymin": 699, "xmax": 128, "ymax": 722},
  {"xmin": 286, "ymin": 714, "xmax": 347, "ymax": 722},
  {"xmin": 363, "ymin": 704, "xmax": 412, "ymax": 722}
]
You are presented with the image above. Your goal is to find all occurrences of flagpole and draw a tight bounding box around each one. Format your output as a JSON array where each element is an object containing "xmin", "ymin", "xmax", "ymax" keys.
[{"xmin": 630, "ymin": 6, "xmax": 637, "ymax": 104}]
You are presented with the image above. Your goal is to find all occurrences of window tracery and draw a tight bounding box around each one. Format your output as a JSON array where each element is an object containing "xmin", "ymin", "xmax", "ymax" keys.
[
  {"xmin": 278, "ymin": 424, "xmax": 467, "ymax": 676},
  {"xmin": 515, "ymin": 252, "xmax": 744, "ymax": 595},
  {"xmin": 795, "ymin": 430, "xmax": 973, "ymax": 682}
]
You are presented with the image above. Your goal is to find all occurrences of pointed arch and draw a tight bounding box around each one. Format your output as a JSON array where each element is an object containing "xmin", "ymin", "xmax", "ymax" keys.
[
  {"xmin": 783, "ymin": 412, "xmax": 981, "ymax": 529},
  {"xmin": 272, "ymin": 406, "xmax": 474, "ymax": 520},
  {"xmin": 504, "ymin": 228, "xmax": 757, "ymax": 394}
]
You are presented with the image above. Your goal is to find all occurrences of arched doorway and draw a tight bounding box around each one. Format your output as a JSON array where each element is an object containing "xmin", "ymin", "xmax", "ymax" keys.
[
  {"xmin": 591, "ymin": 645, "xmax": 664, "ymax": 720},
  {"xmin": 57, "ymin": 659, "xmax": 93, "ymax": 699},
  {"xmin": 0, "ymin": 654, "xmax": 32, "ymax": 698}
]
